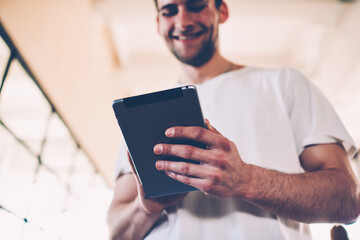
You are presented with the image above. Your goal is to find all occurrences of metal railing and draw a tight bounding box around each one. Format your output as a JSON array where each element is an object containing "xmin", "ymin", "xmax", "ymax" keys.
[{"xmin": 0, "ymin": 21, "xmax": 108, "ymax": 240}]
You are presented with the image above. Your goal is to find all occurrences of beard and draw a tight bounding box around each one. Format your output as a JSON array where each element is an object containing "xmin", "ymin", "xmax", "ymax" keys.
[{"xmin": 168, "ymin": 27, "xmax": 217, "ymax": 67}]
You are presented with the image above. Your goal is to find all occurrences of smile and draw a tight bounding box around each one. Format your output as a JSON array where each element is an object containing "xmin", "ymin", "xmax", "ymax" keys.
[{"xmin": 172, "ymin": 31, "xmax": 204, "ymax": 41}]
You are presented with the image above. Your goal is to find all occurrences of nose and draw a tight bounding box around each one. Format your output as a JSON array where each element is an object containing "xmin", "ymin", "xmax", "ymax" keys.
[{"xmin": 175, "ymin": 6, "xmax": 194, "ymax": 32}]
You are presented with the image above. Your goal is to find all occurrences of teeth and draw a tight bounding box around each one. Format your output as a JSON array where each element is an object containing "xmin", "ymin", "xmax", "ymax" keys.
[
  {"xmin": 179, "ymin": 36, "xmax": 189, "ymax": 40},
  {"xmin": 177, "ymin": 35, "xmax": 196, "ymax": 40},
  {"xmin": 173, "ymin": 31, "xmax": 204, "ymax": 40}
]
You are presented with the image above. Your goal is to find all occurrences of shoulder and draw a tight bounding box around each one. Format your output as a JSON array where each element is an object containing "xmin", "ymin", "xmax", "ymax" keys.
[
  {"xmin": 253, "ymin": 67, "xmax": 312, "ymax": 94},
  {"xmin": 236, "ymin": 66, "xmax": 310, "ymax": 91},
  {"xmin": 213, "ymin": 66, "xmax": 312, "ymax": 98},
  {"xmin": 230, "ymin": 66, "xmax": 308, "ymax": 82},
  {"xmin": 253, "ymin": 67, "xmax": 308, "ymax": 82}
]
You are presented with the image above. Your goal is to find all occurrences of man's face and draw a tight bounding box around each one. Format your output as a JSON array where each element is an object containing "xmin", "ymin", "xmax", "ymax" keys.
[{"xmin": 156, "ymin": 0, "xmax": 226, "ymax": 67}]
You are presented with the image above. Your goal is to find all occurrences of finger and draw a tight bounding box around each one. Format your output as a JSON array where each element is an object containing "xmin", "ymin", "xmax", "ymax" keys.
[
  {"xmin": 156, "ymin": 160, "xmax": 216, "ymax": 178},
  {"xmin": 154, "ymin": 144, "xmax": 219, "ymax": 164},
  {"xmin": 205, "ymin": 118, "xmax": 221, "ymax": 135},
  {"xmin": 165, "ymin": 126, "xmax": 221, "ymax": 147},
  {"xmin": 189, "ymin": 120, "xmax": 232, "ymax": 153},
  {"xmin": 165, "ymin": 171, "xmax": 213, "ymax": 194},
  {"xmin": 127, "ymin": 152, "xmax": 146, "ymax": 196},
  {"xmin": 126, "ymin": 151, "xmax": 137, "ymax": 174},
  {"xmin": 204, "ymin": 118, "xmax": 210, "ymax": 129}
]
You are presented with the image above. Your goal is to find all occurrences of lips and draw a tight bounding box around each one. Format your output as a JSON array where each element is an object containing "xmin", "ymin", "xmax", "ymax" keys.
[{"xmin": 171, "ymin": 31, "xmax": 204, "ymax": 41}]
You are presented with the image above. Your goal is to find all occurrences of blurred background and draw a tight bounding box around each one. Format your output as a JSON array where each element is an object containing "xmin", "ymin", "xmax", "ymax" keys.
[{"xmin": 0, "ymin": 0, "xmax": 359, "ymax": 239}]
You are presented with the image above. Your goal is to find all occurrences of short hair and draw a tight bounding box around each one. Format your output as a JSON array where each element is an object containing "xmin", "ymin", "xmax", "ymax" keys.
[{"xmin": 154, "ymin": 0, "xmax": 223, "ymax": 11}]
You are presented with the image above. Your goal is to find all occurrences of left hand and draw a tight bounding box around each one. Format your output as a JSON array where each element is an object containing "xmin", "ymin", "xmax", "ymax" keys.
[{"xmin": 154, "ymin": 119, "xmax": 250, "ymax": 198}]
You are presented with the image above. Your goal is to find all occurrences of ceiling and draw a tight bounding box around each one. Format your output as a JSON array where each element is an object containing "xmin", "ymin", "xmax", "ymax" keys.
[
  {"xmin": 93, "ymin": 0, "xmax": 360, "ymax": 146},
  {"xmin": 94, "ymin": 0, "xmax": 352, "ymax": 58}
]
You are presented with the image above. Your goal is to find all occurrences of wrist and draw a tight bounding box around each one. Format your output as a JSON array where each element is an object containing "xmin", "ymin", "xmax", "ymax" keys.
[{"xmin": 236, "ymin": 163, "xmax": 258, "ymax": 200}]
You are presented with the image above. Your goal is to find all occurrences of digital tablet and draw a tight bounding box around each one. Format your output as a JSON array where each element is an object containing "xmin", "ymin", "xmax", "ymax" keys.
[{"xmin": 112, "ymin": 85, "xmax": 205, "ymax": 198}]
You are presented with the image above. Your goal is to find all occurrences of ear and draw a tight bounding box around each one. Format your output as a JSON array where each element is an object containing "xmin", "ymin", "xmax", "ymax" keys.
[{"xmin": 218, "ymin": 1, "xmax": 229, "ymax": 24}]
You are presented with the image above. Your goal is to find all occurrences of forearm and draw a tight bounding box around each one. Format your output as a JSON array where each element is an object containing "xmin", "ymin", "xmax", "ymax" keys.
[
  {"xmin": 241, "ymin": 164, "xmax": 360, "ymax": 223},
  {"xmin": 107, "ymin": 198, "xmax": 162, "ymax": 240},
  {"xmin": 153, "ymin": 125, "xmax": 360, "ymax": 223}
]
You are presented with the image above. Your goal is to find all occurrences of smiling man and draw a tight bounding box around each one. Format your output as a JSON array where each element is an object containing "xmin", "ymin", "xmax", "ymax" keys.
[
  {"xmin": 107, "ymin": 0, "xmax": 360, "ymax": 239},
  {"xmin": 158, "ymin": 0, "xmax": 221, "ymax": 67}
]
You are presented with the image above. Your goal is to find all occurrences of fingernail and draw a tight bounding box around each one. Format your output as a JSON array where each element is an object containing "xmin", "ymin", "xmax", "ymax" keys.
[
  {"xmin": 156, "ymin": 161, "xmax": 164, "ymax": 170},
  {"xmin": 154, "ymin": 144, "xmax": 163, "ymax": 154},
  {"xmin": 165, "ymin": 128, "xmax": 175, "ymax": 137}
]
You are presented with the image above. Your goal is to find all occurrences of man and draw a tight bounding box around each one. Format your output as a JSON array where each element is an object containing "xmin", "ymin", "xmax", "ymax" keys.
[{"xmin": 107, "ymin": 0, "xmax": 360, "ymax": 239}]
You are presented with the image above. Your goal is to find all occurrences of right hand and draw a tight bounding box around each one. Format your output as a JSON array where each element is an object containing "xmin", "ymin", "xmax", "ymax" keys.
[{"xmin": 127, "ymin": 152, "xmax": 188, "ymax": 215}]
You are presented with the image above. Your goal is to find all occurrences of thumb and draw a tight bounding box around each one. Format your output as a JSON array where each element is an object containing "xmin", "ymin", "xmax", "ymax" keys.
[{"xmin": 127, "ymin": 151, "xmax": 146, "ymax": 197}]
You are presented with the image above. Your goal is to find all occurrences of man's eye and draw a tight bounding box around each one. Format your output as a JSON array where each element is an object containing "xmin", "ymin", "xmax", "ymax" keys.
[
  {"xmin": 186, "ymin": 4, "xmax": 207, "ymax": 13},
  {"xmin": 160, "ymin": 6, "xmax": 178, "ymax": 17}
]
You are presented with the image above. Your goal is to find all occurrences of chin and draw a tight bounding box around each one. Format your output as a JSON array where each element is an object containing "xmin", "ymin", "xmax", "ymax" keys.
[{"xmin": 174, "ymin": 49, "xmax": 215, "ymax": 67}]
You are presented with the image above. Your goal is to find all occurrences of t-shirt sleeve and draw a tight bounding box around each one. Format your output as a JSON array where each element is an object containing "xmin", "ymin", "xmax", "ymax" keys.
[
  {"xmin": 113, "ymin": 140, "xmax": 132, "ymax": 180},
  {"xmin": 285, "ymin": 68, "xmax": 357, "ymax": 157}
]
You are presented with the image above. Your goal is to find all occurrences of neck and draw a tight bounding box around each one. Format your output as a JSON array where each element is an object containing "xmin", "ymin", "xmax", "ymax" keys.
[{"xmin": 178, "ymin": 50, "xmax": 243, "ymax": 85}]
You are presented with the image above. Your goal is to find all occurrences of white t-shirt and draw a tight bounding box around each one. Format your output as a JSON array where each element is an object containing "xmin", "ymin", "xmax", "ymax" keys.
[{"xmin": 114, "ymin": 67, "xmax": 356, "ymax": 240}]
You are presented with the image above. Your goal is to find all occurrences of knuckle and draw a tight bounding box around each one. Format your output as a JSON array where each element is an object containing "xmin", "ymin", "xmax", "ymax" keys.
[
  {"xmin": 193, "ymin": 128, "xmax": 204, "ymax": 139},
  {"xmin": 211, "ymin": 171, "xmax": 221, "ymax": 182},
  {"xmin": 181, "ymin": 162, "xmax": 190, "ymax": 175},
  {"xmin": 162, "ymin": 144, "xmax": 170, "ymax": 155},
  {"xmin": 173, "ymin": 127, "xmax": 182, "ymax": 137},
  {"xmin": 219, "ymin": 139, "xmax": 232, "ymax": 152},
  {"xmin": 216, "ymin": 154, "xmax": 228, "ymax": 169},
  {"xmin": 183, "ymin": 146, "xmax": 194, "ymax": 159},
  {"xmin": 203, "ymin": 182, "xmax": 213, "ymax": 192},
  {"xmin": 182, "ymin": 175, "xmax": 191, "ymax": 185}
]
